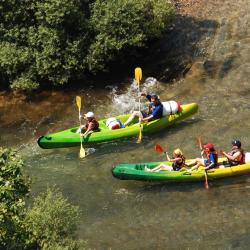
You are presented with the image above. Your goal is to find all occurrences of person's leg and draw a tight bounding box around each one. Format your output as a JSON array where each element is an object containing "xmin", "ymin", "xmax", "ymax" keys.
[
  {"xmin": 151, "ymin": 164, "xmax": 172, "ymax": 172},
  {"xmin": 188, "ymin": 158, "xmax": 203, "ymax": 171},
  {"xmin": 150, "ymin": 165, "xmax": 163, "ymax": 172},
  {"xmin": 124, "ymin": 111, "xmax": 143, "ymax": 126},
  {"xmin": 186, "ymin": 158, "xmax": 199, "ymax": 167}
]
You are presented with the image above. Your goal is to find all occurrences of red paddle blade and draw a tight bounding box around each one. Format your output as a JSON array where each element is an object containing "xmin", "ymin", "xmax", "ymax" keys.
[{"xmin": 155, "ymin": 144, "xmax": 164, "ymax": 153}]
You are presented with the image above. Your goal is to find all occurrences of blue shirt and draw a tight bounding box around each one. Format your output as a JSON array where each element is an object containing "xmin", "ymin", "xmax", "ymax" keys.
[
  {"xmin": 204, "ymin": 152, "xmax": 218, "ymax": 169},
  {"xmin": 146, "ymin": 95, "xmax": 163, "ymax": 119}
]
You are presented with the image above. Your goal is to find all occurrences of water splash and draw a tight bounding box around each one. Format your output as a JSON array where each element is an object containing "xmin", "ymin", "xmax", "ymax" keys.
[{"xmin": 111, "ymin": 77, "xmax": 159, "ymax": 114}]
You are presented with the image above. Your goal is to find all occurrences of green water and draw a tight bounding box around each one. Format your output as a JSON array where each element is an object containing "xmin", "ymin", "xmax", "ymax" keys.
[{"xmin": 1, "ymin": 0, "xmax": 250, "ymax": 249}]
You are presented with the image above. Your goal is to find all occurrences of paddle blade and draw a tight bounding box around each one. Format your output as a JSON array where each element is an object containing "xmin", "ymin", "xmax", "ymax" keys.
[
  {"xmin": 76, "ymin": 96, "xmax": 81, "ymax": 110},
  {"xmin": 155, "ymin": 144, "xmax": 164, "ymax": 154},
  {"xmin": 135, "ymin": 67, "xmax": 142, "ymax": 83},
  {"xmin": 79, "ymin": 145, "xmax": 86, "ymax": 158},
  {"xmin": 136, "ymin": 127, "xmax": 142, "ymax": 144}
]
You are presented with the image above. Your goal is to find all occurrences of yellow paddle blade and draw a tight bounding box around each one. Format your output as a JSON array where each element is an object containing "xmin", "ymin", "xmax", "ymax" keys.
[
  {"xmin": 76, "ymin": 96, "xmax": 81, "ymax": 110},
  {"xmin": 136, "ymin": 126, "xmax": 142, "ymax": 144},
  {"xmin": 79, "ymin": 145, "xmax": 86, "ymax": 158},
  {"xmin": 135, "ymin": 67, "xmax": 142, "ymax": 83}
]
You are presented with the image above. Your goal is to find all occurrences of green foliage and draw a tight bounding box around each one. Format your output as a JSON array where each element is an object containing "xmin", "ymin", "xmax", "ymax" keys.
[
  {"xmin": 24, "ymin": 187, "xmax": 84, "ymax": 249},
  {"xmin": 0, "ymin": 0, "xmax": 174, "ymax": 90},
  {"xmin": 0, "ymin": 147, "xmax": 87, "ymax": 249},
  {"xmin": 0, "ymin": 147, "xmax": 30, "ymax": 249}
]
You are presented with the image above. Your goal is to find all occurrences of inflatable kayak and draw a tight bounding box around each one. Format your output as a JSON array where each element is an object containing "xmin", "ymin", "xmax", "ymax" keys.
[
  {"xmin": 112, "ymin": 157, "xmax": 250, "ymax": 182},
  {"xmin": 38, "ymin": 102, "xmax": 198, "ymax": 149}
]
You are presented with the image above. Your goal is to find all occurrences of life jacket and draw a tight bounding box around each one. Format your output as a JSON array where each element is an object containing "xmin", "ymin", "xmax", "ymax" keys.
[
  {"xmin": 172, "ymin": 155, "xmax": 186, "ymax": 171},
  {"xmin": 206, "ymin": 152, "xmax": 218, "ymax": 169},
  {"xmin": 85, "ymin": 118, "xmax": 99, "ymax": 131},
  {"xmin": 228, "ymin": 148, "xmax": 245, "ymax": 166}
]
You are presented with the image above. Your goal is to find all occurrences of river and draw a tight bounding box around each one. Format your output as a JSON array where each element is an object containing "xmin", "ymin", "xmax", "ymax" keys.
[{"xmin": 1, "ymin": 0, "xmax": 250, "ymax": 249}]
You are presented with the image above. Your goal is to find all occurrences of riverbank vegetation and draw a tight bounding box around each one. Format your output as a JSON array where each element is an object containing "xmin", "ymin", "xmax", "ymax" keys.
[
  {"xmin": 0, "ymin": 0, "xmax": 174, "ymax": 91},
  {"xmin": 0, "ymin": 147, "xmax": 87, "ymax": 249}
]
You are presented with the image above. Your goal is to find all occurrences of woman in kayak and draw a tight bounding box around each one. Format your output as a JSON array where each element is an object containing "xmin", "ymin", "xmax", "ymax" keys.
[
  {"xmin": 124, "ymin": 93, "xmax": 163, "ymax": 127},
  {"xmin": 219, "ymin": 140, "xmax": 245, "ymax": 168},
  {"xmin": 76, "ymin": 111, "xmax": 99, "ymax": 137},
  {"xmin": 188, "ymin": 143, "xmax": 218, "ymax": 172},
  {"xmin": 145, "ymin": 148, "xmax": 186, "ymax": 172}
]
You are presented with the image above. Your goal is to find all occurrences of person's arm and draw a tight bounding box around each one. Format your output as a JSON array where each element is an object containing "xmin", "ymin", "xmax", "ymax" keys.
[
  {"xmin": 83, "ymin": 122, "xmax": 94, "ymax": 137},
  {"xmin": 222, "ymin": 151, "xmax": 241, "ymax": 161},
  {"xmin": 170, "ymin": 157, "xmax": 182, "ymax": 163},
  {"xmin": 164, "ymin": 152, "xmax": 171, "ymax": 161},
  {"xmin": 205, "ymin": 162, "xmax": 214, "ymax": 170},
  {"xmin": 141, "ymin": 105, "xmax": 162, "ymax": 122},
  {"xmin": 141, "ymin": 114, "xmax": 153, "ymax": 122},
  {"xmin": 151, "ymin": 105, "xmax": 162, "ymax": 118}
]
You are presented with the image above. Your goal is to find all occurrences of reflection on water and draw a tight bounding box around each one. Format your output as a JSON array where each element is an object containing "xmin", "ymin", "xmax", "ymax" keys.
[{"xmin": 2, "ymin": 0, "xmax": 250, "ymax": 249}]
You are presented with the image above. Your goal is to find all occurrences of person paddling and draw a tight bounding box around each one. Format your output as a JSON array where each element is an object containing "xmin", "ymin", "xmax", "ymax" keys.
[
  {"xmin": 219, "ymin": 140, "xmax": 245, "ymax": 168},
  {"xmin": 188, "ymin": 143, "xmax": 218, "ymax": 172},
  {"xmin": 145, "ymin": 148, "xmax": 186, "ymax": 172},
  {"xmin": 76, "ymin": 111, "xmax": 99, "ymax": 137},
  {"xmin": 124, "ymin": 93, "xmax": 163, "ymax": 127}
]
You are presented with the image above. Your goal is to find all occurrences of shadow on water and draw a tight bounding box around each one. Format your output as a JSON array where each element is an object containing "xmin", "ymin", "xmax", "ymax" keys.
[
  {"xmin": 140, "ymin": 15, "xmax": 219, "ymax": 81},
  {"xmin": 71, "ymin": 15, "xmax": 220, "ymax": 87},
  {"xmin": 116, "ymin": 174, "xmax": 250, "ymax": 196}
]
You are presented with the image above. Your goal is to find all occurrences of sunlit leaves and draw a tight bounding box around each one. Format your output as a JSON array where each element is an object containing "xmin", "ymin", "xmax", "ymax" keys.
[{"xmin": 0, "ymin": 0, "xmax": 174, "ymax": 90}]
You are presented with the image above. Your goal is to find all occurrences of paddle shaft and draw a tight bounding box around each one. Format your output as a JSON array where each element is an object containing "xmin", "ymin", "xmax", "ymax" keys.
[
  {"xmin": 135, "ymin": 67, "xmax": 142, "ymax": 143},
  {"xmin": 76, "ymin": 96, "xmax": 86, "ymax": 158},
  {"xmin": 198, "ymin": 136, "xmax": 209, "ymax": 189}
]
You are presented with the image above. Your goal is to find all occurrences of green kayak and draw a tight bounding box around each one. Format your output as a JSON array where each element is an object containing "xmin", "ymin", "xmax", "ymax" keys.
[
  {"xmin": 38, "ymin": 102, "xmax": 198, "ymax": 149},
  {"xmin": 112, "ymin": 158, "xmax": 250, "ymax": 182}
]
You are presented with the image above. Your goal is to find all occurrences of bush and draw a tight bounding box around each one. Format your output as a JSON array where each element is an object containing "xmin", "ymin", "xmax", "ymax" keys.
[
  {"xmin": 24, "ymin": 187, "xmax": 85, "ymax": 249},
  {"xmin": 0, "ymin": 147, "xmax": 87, "ymax": 249}
]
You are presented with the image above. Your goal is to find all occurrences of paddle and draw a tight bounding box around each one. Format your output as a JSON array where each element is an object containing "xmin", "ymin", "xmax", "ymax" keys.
[
  {"xmin": 197, "ymin": 136, "xmax": 209, "ymax": 189},
  {"xmin": 155, "ymin": 143, "xmax": 165, "ymax": 154},
  {"xmin": 135, "ymin": 67, "xmax": 142, "ymax": 143},
  {"xmin": 76, "ymin": 96, "xmax": 86, "ymax": 158}
]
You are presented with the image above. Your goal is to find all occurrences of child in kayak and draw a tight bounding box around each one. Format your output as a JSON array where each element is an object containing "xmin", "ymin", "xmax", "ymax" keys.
[
  {"xmin": 219, "ymin": 140, "xmax": 245, "ymax": 168},
  {"xmin": 124, "ymin": 93, "xmax": 163, "ymax": 126},
  {"xmin": 145, "ymin": 148, "xmax": 186, "ymax": 172},
  {"xmin": 76, "ymin": 111, "xmax": 99, "ymax": 137},
  {"xmin": 188, "ymin": 143, "xmax": 218, "ymax": 172}
]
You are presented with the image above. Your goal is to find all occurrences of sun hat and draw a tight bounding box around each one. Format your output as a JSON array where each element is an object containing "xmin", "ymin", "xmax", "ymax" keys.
[{"xmin": 85, "ymin": 112, "xmax": 94, "ymax": 118}]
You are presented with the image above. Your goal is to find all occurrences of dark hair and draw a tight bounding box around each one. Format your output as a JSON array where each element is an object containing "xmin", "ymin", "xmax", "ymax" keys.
[{"xmin": 151, "ymin": 94, "xmax": 159, "ymax": 100}]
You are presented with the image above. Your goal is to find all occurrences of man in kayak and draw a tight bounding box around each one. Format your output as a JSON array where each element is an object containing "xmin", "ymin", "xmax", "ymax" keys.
[
  {"xmin": 219, "ymin": 140, "xmax": 245, "ymax": 168},
  {"xmin": 76, "ymin": 111, "xmax": 99, "ymax": 137},
  {"xmin": 124, "ymin": 93, "xmax": 163, "ymax": 127},
  {"xmin": 188, "ymin": 143, "xmax": 218, "ymax": 171}
]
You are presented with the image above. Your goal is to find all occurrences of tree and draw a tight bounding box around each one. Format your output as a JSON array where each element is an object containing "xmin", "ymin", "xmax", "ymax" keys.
[
  {"xmin": 0, "ymin": 147, "xmax": 87, "ymax": 249},
  {"xmin": 0, "ymin": 147, "xmax": 30, "ymax": 249},
  {"xmin": 88, "ymin": 0, "xmax": 174, "ymax": 72},
  {"xmin": 0, "ymin": 0, "xmax": 174, "ymax": 90}
]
